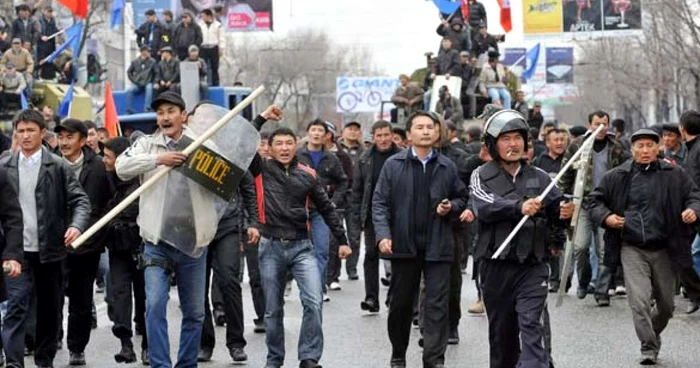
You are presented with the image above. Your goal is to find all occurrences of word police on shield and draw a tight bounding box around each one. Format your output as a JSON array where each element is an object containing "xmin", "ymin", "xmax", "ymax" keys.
[{"xmin": 174, "ymin": 135, "xmax": 245, "ymax": 201}]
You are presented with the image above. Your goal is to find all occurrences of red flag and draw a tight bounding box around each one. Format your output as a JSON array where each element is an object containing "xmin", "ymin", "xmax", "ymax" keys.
[
  {"xmin": 461, "ymin": 0, "xmax": 469, "ymax": 21},
  {"xmin": 57, "ymin": 0, "xmax": 88, "ymax": 19},
  {"xmin": 104, "ymin": 82, "xmax": 120, "ymax": 138},
  {"xmin": 498, "ymin": 0, "xmax": 512, "ymax": 33}
]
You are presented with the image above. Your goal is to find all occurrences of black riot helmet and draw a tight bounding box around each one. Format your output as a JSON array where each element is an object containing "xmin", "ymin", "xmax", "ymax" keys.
[{"xmin": 483, "ymin": 109, "xmax": 529, "ymax": 161}]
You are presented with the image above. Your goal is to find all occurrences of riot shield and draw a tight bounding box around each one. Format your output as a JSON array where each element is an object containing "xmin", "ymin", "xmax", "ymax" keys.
[{"xmin": 158, "ymin": 104, "xmax": 260, "ymax": 257}]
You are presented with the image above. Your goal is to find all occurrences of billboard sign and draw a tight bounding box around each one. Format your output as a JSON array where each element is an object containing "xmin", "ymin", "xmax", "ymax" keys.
[
  {"xmin": 545, "ymin": 47, "xmax": 574, "ymax": 84},
  {"xmin": 336, "ymin": 77, "xmax": 399, "ymax": 113},
  {"xmin": 524, "ymin": 0, "xmax": 642, "ymax": 36}
]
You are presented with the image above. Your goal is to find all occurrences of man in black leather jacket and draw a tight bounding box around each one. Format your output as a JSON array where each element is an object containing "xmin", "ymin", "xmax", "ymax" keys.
[{"xmin": 0, "ymin": 109, "xmax": 90, "ymax": 368}]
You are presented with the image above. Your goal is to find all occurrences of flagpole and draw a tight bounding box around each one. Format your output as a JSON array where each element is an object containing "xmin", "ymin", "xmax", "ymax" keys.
[
  {"xmin": 46, "ymin": 28, "xmax": 66, "ymax": 41},
  {"xmin": 123, "ymin": 1, "xmax": 132, "ymax": 90}
]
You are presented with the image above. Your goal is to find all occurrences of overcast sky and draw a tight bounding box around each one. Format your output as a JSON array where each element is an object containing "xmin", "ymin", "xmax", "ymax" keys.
[{"xmin": 267, "ymin": 0, "xmax": 526, "ymax": 77}]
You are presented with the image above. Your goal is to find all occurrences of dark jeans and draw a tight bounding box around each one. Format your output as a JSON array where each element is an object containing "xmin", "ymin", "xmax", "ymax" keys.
[
  {"xmin": 481, "ymin": 260, "xmax": 550, "ymax": 368},
  {"xmin": 66, "ymin": 253, "xmax": 101, "ymax": 354},
  {"xmin": 449, "ymin": 227, "xmax": 465, "ymax": 329},
  {"xmin": 3, "ymin": 252, "xmax": 62, "ymax": 367},
  {"xmin": 200, "ymin": 46, "xmax": 220, "ymax": 86},
  {"xmin": 327, "ymin": 235, "xmax": 340, "ymax": 284},
  {"xmin": 243, "ymin": 241, "xmax": 265, "ymax": 324},
  {"xmin": 389, "ymin": 257, "xmax": 450, "ymax": 368},
  {"xmin": 201, "ymin": 231, "xmax": 246, "ymax": 350},
  {"xmin": 109, "ymin": 249, "xmax": 147, "ymax": 349},
  {"xmin": 363, "ymin": 225, "xmax": 379, "ymax": 303}
]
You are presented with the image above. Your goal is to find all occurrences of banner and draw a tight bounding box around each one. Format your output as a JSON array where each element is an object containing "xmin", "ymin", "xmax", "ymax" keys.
[
  {"xmin": 525, "ymin": 0, "xmax": 643, "ymax": 35},
  {"xmin": 545, "ymin": 47, "xmax": 574, "ymax": 84},
  {"xmin": 603, "ymin": 0, "xmax": 641, "ymax": 31},
  {"xmin": 502, "ymin": 48, "xmax": 526, "ymax": 82},
  {"xmin": 336, "ymin": 77, "xmax": 399, "ymax": 113},
  {"xmin": 523, "ymin": 0, "xmax": 563, "ymax": 34},
  {"xmin": 132, "ymin": 0, "xmax": 174, "ymax": 27}
]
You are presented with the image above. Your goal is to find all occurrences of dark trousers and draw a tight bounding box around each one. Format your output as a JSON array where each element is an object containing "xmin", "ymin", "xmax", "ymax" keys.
[
  {"xmin": 109, "ymin": 249, "xmax": 147, "ymax": 349},
  {"xmin": 327, "ymin": 234, "xmax": 340, "ymax": 284},
  {"xmin": 0, "ymin": 92, "xmax": 20, "ymax": 110},
  {"xmin": 243, "ymin": 241, "xmax": 266, "ymax": 324},
  {"xmin": 201, "ymin": 231, "xmax": 246, "ymax": 350},
  {"xmin": 66, "ymin": 253, "xmax": 101, "ymax": 353},
  {"xmin": 344, "ymin": 213, "xmax": 360, "ymax": 276},
  {"xmin": 200, "ymin": 46, "xmax": 220, "ymax": 86},
  {"xmin": 3, "ymin": 252, "xmax": 62, "ymax": 367},
  {"xmin": 388, "ymin": 257, "xmax": 450, "ymax": 367},
  {"xmin": 481, "ymin": 260, "xmax": 550, "ymax": 368},
  {"xmin": 679, "ymin": 265, "xmax": 700, "ymax": 301},
  {"xmin": 363, "ymin": 225, "xmax": 379, "ymax": 303},
  {"xmin": 449, "ymin": 227, "xmax": 465, "ymax": 329}
]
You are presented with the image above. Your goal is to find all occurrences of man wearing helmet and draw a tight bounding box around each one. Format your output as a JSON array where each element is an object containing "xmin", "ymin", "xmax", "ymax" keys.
[{"xmin": 469, "ymin": 109, "xmax": 574, "ymax": 368}]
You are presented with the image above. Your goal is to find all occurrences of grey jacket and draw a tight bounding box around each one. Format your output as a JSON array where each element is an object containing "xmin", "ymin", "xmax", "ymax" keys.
[{"xmin": 127, "ymin": 56, "xmax": 156, "ymax": 87}]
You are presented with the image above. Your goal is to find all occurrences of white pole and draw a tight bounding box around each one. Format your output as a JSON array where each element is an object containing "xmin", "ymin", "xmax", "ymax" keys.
[
  {"xmin": 123, "ymin": 1, "xmax": 133, "ymax": 89},
  {"xmin": 490, "ymin": 124, "xmax": 605, "ymax": 260},
  {"xmin": 71, "ymin": 85, "xmax": 266, "ymax": 248},
  {"xmin": 46, "ymin": 28, "xmax": 66, "ymax": 41}
]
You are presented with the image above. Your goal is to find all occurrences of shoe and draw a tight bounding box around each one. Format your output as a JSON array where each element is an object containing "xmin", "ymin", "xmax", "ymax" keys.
[
  {"xmin": 0, "ymin": 350, "xmax": 5, "ymax": 367},
  {"xmin": 135, "ymin": 322, "xmax": 145, "ymax": 336},
  {"xmin": 615, "ymin": 286, "xmax": 627, "ymax": 295},
  {"xmin": 686, "ymin": 300, "xmax": 700, "ymax": 314},
  {"xmin": 596, "ymin": 295, "xmax": 611, "ymax": 307},
  {"xmin": 56, "ymin": 340, "xmax": 63, "ymax": 350},
  {"xmin": 229, "ymin": 347, "xmax": 248, "ymax": 365},
  {"xmin": 214, "ymin": 308, "xmax": 227, "ymax": 326},
  {"xmin": 548, "ymin": 282, "xmax": 559, "ymax": 293},
  {"xmin": 329, "ymin": 281, "xmax": 341, "ymax": 291},
  {"xmin": 141, "ymin": 349, "xmax": 150, "ymax": 366},
  {"xmin": 323, "ymin": 293, "xmax": 330, "ymax": 302},
  {"xmin": 69, "ymin": 351, "xmax": 86, "ymax": 366},
  {"xmin": 448, "ymin": 328, "xmax": 459, "ymax": 345},
  {"xmin": 299, "ymin": 359, "xmax": 322, "ymax": 368},
  {"xmin": 115, "ymin": 346, "xmax": 137, "ymax": 363},
  {"xmin": 348, "ymin": 272, "xmax": 359, "ymax": 280},
  {"xmin": 608, "ymin": 289, "xmax": 616, "ymax": 297},
  {"xmin": 576, "ymin": 287, "xmax": 588, "ymax": 299},
  {"xmin": 95, "ymin": 285, "xmax": 105, "ymax": 293},
  {"xmin": 639, "ymin": 354, "xmax": 657, "ymax": 365},
  {"xmin": 390, "ymin": 358, "xmax": 407, "ymax": 368},
  {"xmin": 467, "ymin": 300, "xmax": 485, "ymax": 315},
  {"xmin": 417, "ymin": 337, "xmax": 424, "ymax": 348},
  {"xmin": 381, "ymin": 277, "xmax": 390, "ymax": 287},
  {"xmin": 254, "ymin": 321, "xmax": 266, "ymax": 333},
  {"xmin": 198, "ymin": 347, "xmax": 213, "ymax": 362},
  {"xmin": 360, "ymin": 299, "xmax": 380, "ymax": 313},
  {"xmin": 24, "ymin": 347, "xmax": 34, "ymax": 356},
  {"xmin": 412, "ymin": 318, "xmax": 419, "ymax": 329}
]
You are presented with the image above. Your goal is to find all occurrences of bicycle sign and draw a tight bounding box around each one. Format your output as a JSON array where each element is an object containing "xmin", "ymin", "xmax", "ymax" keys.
[{"xmin": 336, "ymin": 77, "xmax": 399, "ymax": 113}]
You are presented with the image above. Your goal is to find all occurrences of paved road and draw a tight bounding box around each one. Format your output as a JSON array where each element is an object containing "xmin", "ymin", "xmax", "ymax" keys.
[{"xmin": 23, "ymin": 255, "xmax": 700, "ymax": 368}]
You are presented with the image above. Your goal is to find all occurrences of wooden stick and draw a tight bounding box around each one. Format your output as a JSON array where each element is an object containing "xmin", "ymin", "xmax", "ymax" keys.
[{"xmin": 71, "ymin": 85, "xmax": 266, "ymax": 248}]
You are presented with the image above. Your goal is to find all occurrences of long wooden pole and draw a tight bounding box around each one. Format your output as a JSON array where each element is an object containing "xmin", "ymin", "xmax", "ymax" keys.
[{"xmin": 71, "ymin": 85, "xmax": 266, "ymax": 248}]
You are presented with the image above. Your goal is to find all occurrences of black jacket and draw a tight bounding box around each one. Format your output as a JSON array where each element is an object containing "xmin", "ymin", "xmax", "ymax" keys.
[
  {"xmin": 35, "ymin": 15, "xmax": 59, "ymax": 57},
  {"xmin": 297, "ymin": 145, "xmax": 349, "ymax": 209},
  {"xmin": 588, "ymin": 159, "xmax": 700, "ymax": 269},
  {"xmin": 472, "ymin": 33, "xmax": 499, "ymax": 56},
  {"xmin": 470, "ymin": 161, "xmax": 566, "ymax": 263},
  {"xmin": 464, "ymin": 1, "xmax": 488, "ymax": 29},
  {"xmin": 348, "ymin": 144, "xmax": 402, "ymax": 246},
  {"xmin": 436, "ymin": 49, "xmax": 461, "ymax": 76},
  {"xmin": 69, "ymin": 148, "xmax": 112, "ymax": 255},
  {"xmin": 11, "ymin": 18, "xmax": 38, "ymax": 45},
  {"xmin": 135, "ymin": 21, "xmax": 169, "ymax": 52},
  {"xmin": 372, "ymin": 150, "xmax": 467, "ymax": 262},
  {"xmin": 0, "ymin": 148, "xmax": 91, "ymax": 263},
  {"xmin": 127, "ymin": 56, "xmax": 156, "ymax": 87},
  {"xmin": 249, "ymin": 117, "xmax": 348, "ymax": 245},
  {"xmin": 172, "ymin": 20, "xmax": 203, "ymax": 59},
  {"xmin": 0, "ymin": 167, "xmax": 23, "ymax": 301},
  {"xmin": 106, "ymin": 173, "xmax": 141, "ymax": 253},
  {"xmin": 155, "ymin": 57, "xmax": 180, "ymax": 84},
  {"xmin": 436, "ymin": 21, "xmax": 471, "ymax": 54},
  {"xmin": 215, "ymin": 172, "xmax": 259, "ymax": 239},
  {"xmin": 683, "ymin": 137, "xmax": 700, "ymax": 187}
]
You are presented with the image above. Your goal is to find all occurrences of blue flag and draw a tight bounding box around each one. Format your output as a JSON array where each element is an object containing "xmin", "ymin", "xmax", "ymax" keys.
[
  {"xmin": 432, "ymin": 0, "xmax": 461, "ymax": 15},
  {"xmin": 523, "ymin": 43, "xmax": 541, "ymax": 81},
  {"xmin": 20, "ymin": 93, "xmax": 29, "ymax": 110},
  {"xmin": 111, "ymin": 0, "xmax": 125, "ymax": 28},
  {"xmin": 58, "ymin": 83, "xmax": 75, "ymax": 118},
  {"xmin": 43, "ymin": 22, "xmax": 83, "ymax": 64}
]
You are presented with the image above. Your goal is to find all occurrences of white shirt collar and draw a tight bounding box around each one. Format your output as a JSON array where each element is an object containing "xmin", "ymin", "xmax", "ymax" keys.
[{"xmin": 20, "ymin": 148, "xmax": 42, "ymax": 167}]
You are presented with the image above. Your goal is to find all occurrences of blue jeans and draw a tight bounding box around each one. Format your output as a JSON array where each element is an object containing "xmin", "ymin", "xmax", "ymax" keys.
[
  {"xmin": 126, "ymin": 83, "xmax": 154, "ymax": 113},
  {"xmin": 259, "ymin": 237, "xmax": 323, "ymax": 365},
  {"xmin": 142, "ymin": 243, "xmax": 207, "ymax": 368},
  {"xmin": 310, "ymin": 212, "xmax": 330, "ymax": 290},
  {"xmin": 487, "ymin": 87, "xmax": 512, "ymax": 109},
  {"xmin": 692, "ymin": 235, "xmax": 700, "ymax": 276}
]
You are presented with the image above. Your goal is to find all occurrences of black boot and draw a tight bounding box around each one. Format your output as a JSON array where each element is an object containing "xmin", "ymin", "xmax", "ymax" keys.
[{"xmin": 115, "ymin": 340, "xmax": 137, "ymax": 364}]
